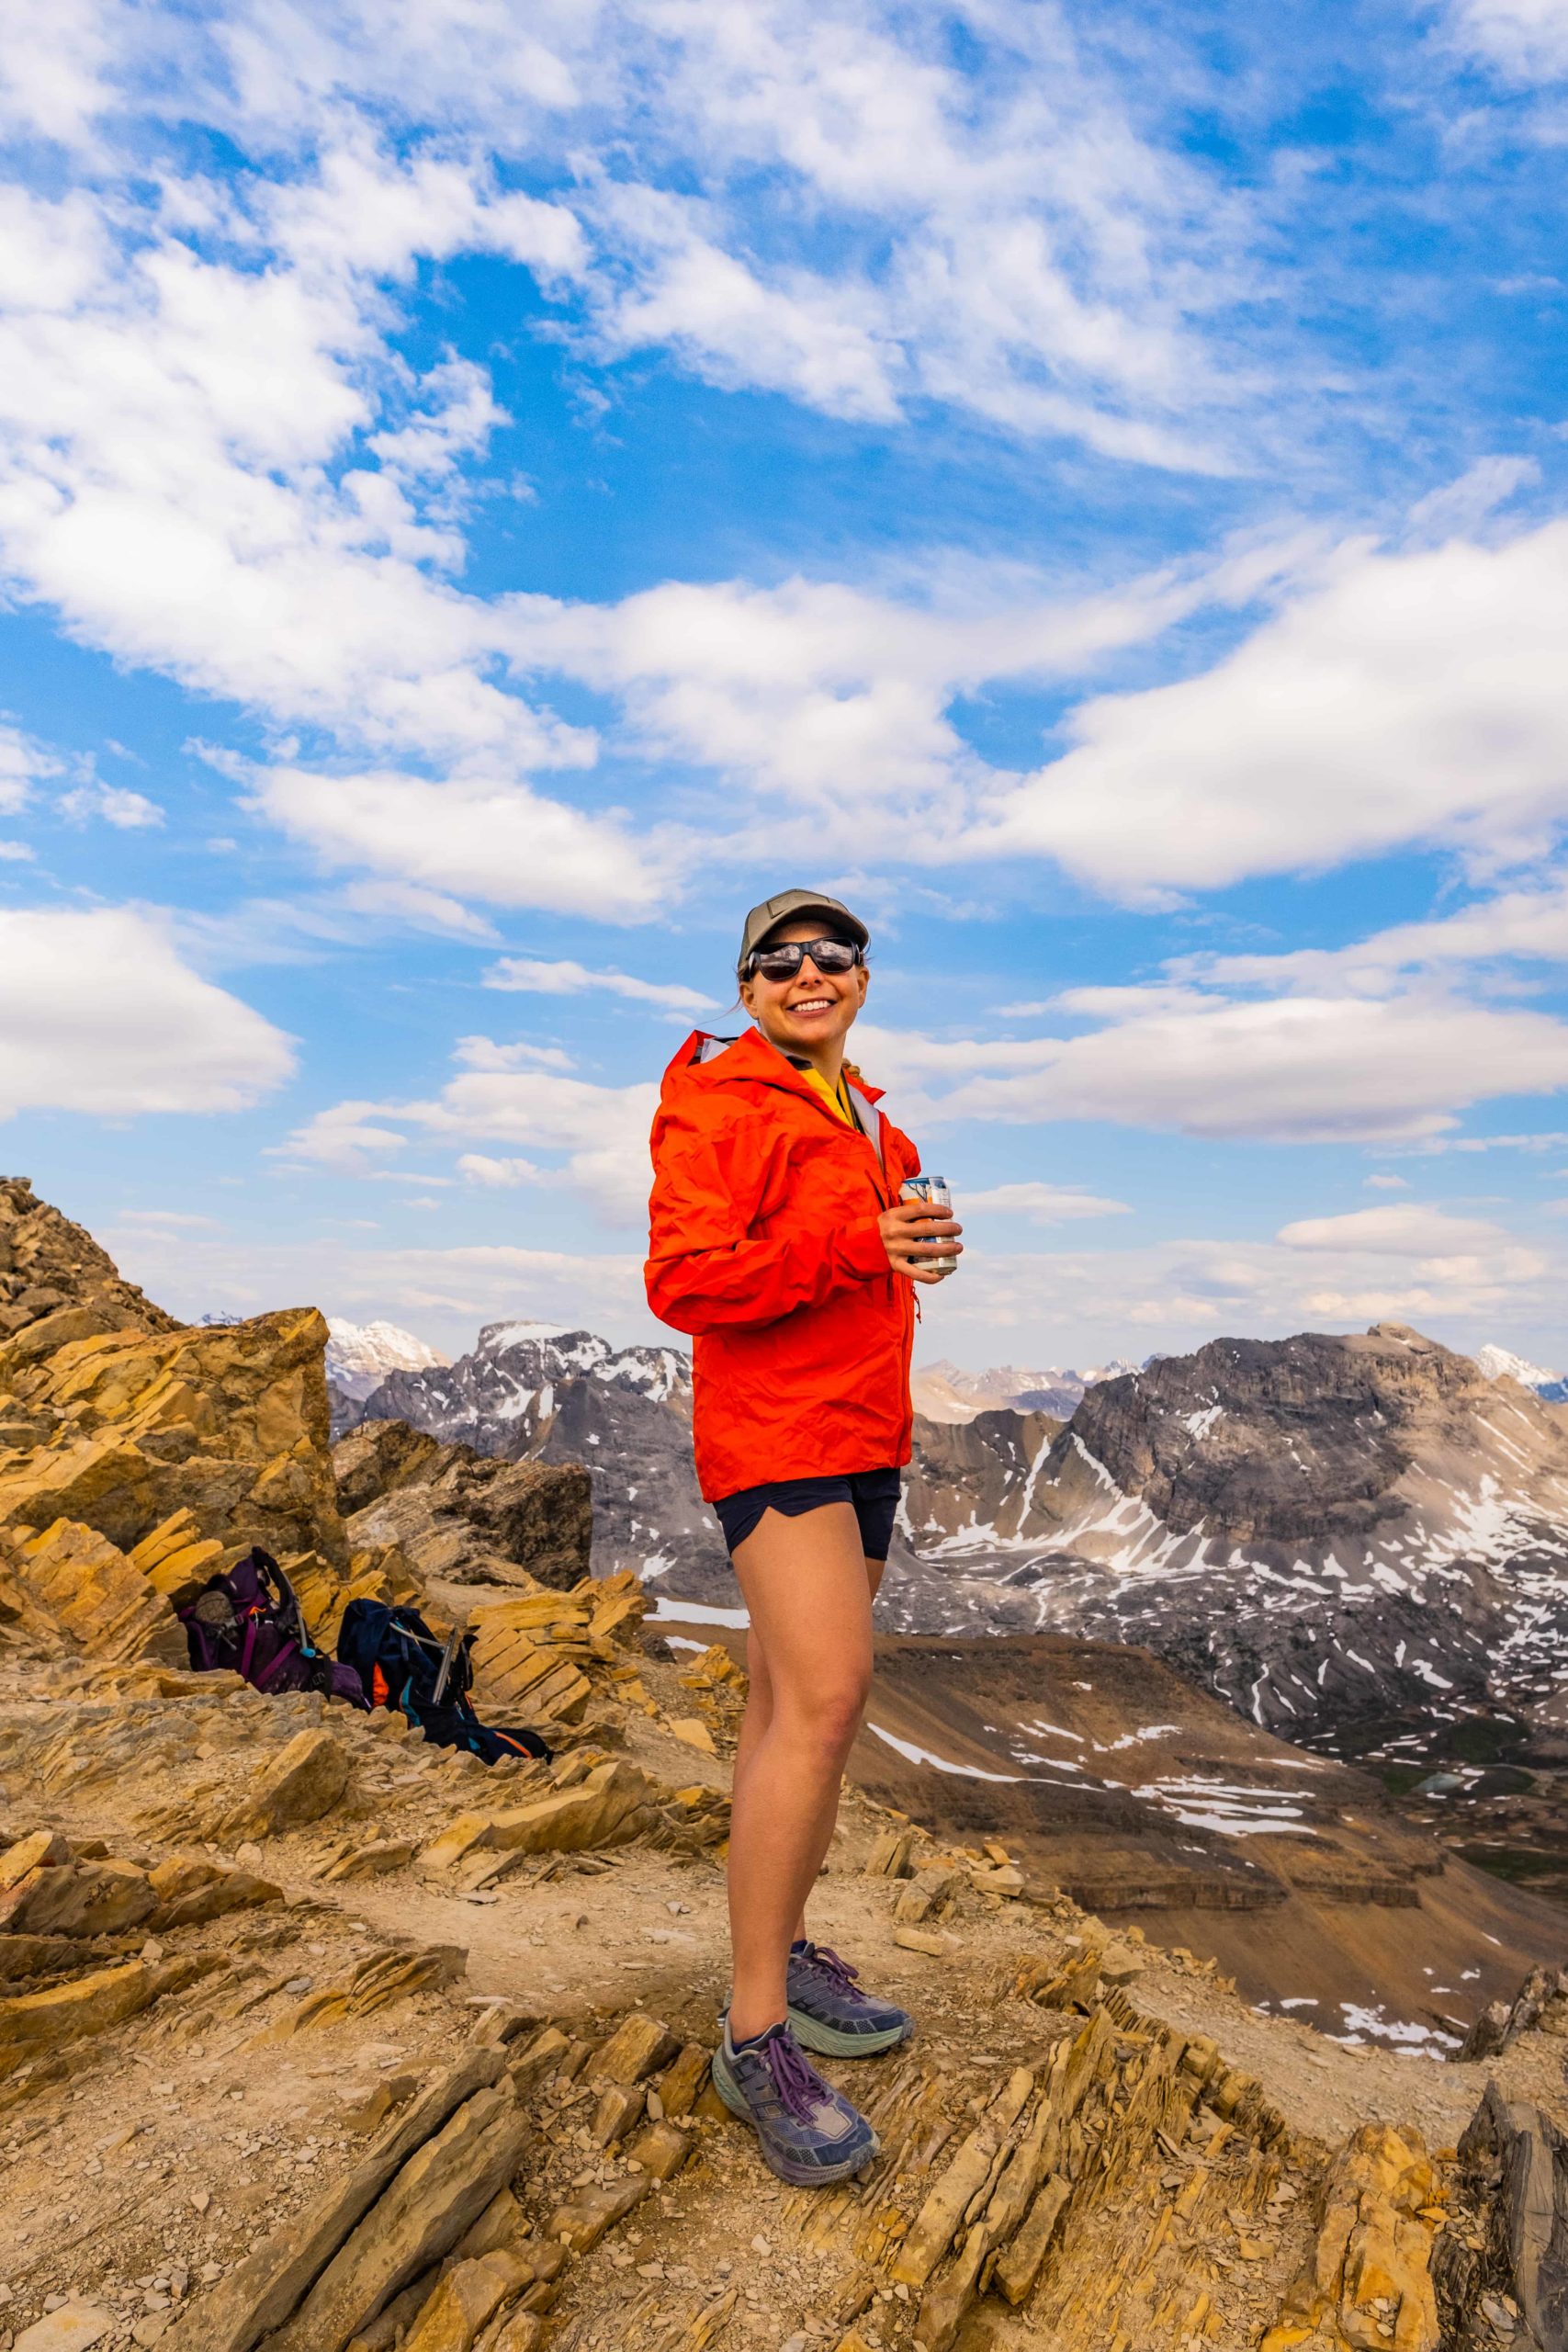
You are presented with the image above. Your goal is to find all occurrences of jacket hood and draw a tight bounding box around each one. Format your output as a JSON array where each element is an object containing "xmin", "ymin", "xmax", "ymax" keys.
[{"xmin": 661, "ymin": 1027, "xmax": 886, "ymax": 1103}]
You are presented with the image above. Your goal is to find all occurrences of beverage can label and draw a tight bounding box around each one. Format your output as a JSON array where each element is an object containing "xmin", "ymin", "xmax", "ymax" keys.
[{"xmin": 900, "ymin": 1175, "xmax": 957, "ymax": 1273}]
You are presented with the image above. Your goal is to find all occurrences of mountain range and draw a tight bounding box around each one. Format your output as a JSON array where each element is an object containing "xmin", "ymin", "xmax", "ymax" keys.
[
  {"xmin": 910, "ymin": 1355, "xmax": 1140, "ymax": 1421},
  {"xmin": 337, "ymin": 1316, "xmax": 1568, "ymax": 1771}
]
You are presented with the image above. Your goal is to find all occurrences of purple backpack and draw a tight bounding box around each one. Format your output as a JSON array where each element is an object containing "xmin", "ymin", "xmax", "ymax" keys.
[{"xmin": 174, "ymin": 1547, "xmax": 367, "ymax": 1708}]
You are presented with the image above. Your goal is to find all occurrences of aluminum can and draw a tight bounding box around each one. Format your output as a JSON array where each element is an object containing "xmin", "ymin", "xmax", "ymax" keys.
[{"xmin": 900, "ymin": 1174, "xmax": 958, "ymax": 1273}]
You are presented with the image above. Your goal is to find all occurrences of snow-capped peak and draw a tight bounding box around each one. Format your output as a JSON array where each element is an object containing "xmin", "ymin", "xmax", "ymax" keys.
[
  {"xmin": 325, "ymin": 1317, "xmax": 448, "ymax": 1402},
  {"xmin": 1475, "ymin": 1342, "xmax": 1563, "ymax": 1392}
]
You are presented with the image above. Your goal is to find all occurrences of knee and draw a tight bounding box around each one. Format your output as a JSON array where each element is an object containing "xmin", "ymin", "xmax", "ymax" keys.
[{"xmin": 785, "ymin": 1666, "xmax": 872, "ymax": 1756}]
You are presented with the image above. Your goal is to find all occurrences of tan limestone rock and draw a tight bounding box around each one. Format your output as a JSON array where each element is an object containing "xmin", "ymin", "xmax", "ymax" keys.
[
  {"xmin": 399, "ymin": 2252, "xmax": 531, "ymax": 2352},
  {"xmin": 585, "ymin": 2011, "xmax": 679, "ymax": 2086},
  {"xmin": 452, "ymin": 2188, "xmax": 526, "ymax": 2263},
  {"xmin": 546, "ymin": 2174, "xmax": 648, "ymax": 2253},
  {"xmin": 0, "ymin": 1856, "xmax": 155, "ymax": 1938},
  {"xmin": 652, "ymin": 2042, "xmax": 712, "ymax": 2119},
  {"xmin": 1262, "ymin": 2124, "xmax": 1441, "ymax": 2352},
  {"xmin": 0, "ymin": 1307, "xmax": 347, "ymax": 1568},
  {"xmin": 164, "ymin": 2048, "xmax": 507, "ymax": 2352},
  {"xmin": 7, "ymin": 1517, "xmax": 184, "ymax": 1665},
  {"xmin": 13, "ymin": 2301, "xmax": 118, "ymax": 2351},
  {"xmin": 225, "ymin": 1728, "xmax": 349, "ymax": 1839},
  {"xmin": 0, "ymin": 1826, "xmax": 71, "ymax": 1886},
  {"xmin": 0, "ymin": 1175, "xmax": 174, "ymax": 1345},
  {"xmin": 476, "ymin": 2316, "xmax": 544, "ymax": 2352},
  {"xmin": 864, "ymin": 1827, "xmax": 915, "ymax": 1878},
  {"xmin": 623, "ymin": 2119, "xmax": 693, "ymax": 2182},
  {"xmin": 892, "ymin": 1926, "xmax": 959, "ymax": 1960},
  {"xmin": 0, "ymin": 1954, "xmax": 208, "ymax": 2078},
  {"xmin": 418, "ymin": 1760, "xmax": 657, "ymax": 1871},
  {"xmin": 263, "ymin": 2084, "xmax": 530, "ymax": 2352},
  {"xmin": 146, "ymin": 1855, "xmax": 282, "ymax": 1929}
]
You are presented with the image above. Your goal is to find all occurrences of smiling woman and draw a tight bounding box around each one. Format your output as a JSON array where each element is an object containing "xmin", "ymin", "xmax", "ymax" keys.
[{"xmin": 643, "ymin": 886, "xmax": 963, "ymax": 2185}]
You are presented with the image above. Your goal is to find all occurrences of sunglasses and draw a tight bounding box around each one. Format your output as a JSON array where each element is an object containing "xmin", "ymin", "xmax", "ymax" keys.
[{"xmin": 746, "ymin": 936, "xmax": 863, "ymax": 981}]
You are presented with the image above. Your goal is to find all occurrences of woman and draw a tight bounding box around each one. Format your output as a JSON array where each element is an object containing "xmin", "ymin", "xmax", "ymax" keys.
[{"xmin": 645, "ymin": 887, "xmax": 962, "ymax": 2186}]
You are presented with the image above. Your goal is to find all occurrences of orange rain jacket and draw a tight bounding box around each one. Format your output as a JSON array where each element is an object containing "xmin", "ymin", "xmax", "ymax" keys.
[{"xmin": 645, "ymin": 1027, "xmax": 923, "ymax": 1501}]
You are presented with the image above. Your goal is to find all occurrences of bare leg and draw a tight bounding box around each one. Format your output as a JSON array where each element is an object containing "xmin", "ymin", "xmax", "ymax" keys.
[
  {"xmin": 726, "ymin": 1507, "xmax": 879, "ymax": 2041},
  {"xmin": 730, "ymin": 1554, "xmax": 884, "ymax": 1948}
]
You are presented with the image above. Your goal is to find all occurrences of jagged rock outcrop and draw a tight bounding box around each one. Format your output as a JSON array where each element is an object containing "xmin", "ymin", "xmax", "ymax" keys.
[
  {"xmin": 0, "ymin": 1306, "xmax": 347, "ymax": 1566},
  {"xmin": 1438, "ymin": 2082, "xmax": 1568, "ymax": 2349},
  {"xmin": 334, "ymin": 1421, "xmax": 592, "ymax": 1593},
  {"xmin": 0, "ymin": 1304, "xmax": 378, "ymax": 1669},
  {"xmin": 0, "ymin": 1175, "xmax": 175, "ymax": 1361}
]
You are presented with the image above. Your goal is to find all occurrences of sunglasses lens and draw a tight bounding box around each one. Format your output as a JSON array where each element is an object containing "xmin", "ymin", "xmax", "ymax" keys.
[{"xmin": 751, "ymin": 937, "xmax": 858, "ymax": 979}]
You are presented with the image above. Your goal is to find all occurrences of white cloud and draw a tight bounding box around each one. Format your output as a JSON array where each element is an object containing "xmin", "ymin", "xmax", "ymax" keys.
[
  {"xmin": 0, "ymin": 905, "xmax": 295, "ymax": 1117},
  {"xmin": 254, "ymin": 767, "xmax": 665, "ymax": 922},
  {"xmin": 276, "ymin": 1101, "xmax": 409, "ymax": 1172},
  {"xmin": 1365, "ymin": 1172, "xmax": 1413, "ymax": 1190},
  {"xmin": 1446, "ymin": 0, "xmax": 1568, "ymax": 79},
  {"xmin": 59, "ymin": 778, "xmax": 164, "ymax": 829},
  {"xmin": 1192, "ymin": 872, "xmax": 1568, "ymax": 996},
  {"xmin": 482, "ymin": 956, "xmax": 718, "ymax": 1013},
  {"xmin": 0, "ymin": 719, "xmax": 58, "ymax": 812},
  {"xmin": 856, "ymin": 987, "xmax": 1568, "ymax": 1146},
  {"xmin": 978, "ymin": 519, "xmax": 1568, "ymax": 896},
  {"xmin": 921, "ymin": 1220, "xmax": 1564, "ymax": 1365},
  {"xmin": 457, "ymin": 1154, "xmax": 541, "ymax": 1187},
  {"xmin": 277, "ymin": 1039, "xmax": 660, "ymax": 1224},
  {"xmin": 1276, "ymin": 1204, "xmax": 1517, "ymax": 1257},
  {"xmin": 571, "ymin": 1, "xmax": 1251, "ymax": 469},
  {"xmin": 961, "ymin": 1181, "xmax": 1131, "ymax": 1222}
]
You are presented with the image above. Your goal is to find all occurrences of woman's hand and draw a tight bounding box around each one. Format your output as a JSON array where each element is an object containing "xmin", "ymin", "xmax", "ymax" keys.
[{"xmin": 878, "ymin": 1197, "xmax": 963, "ymax": 1283}]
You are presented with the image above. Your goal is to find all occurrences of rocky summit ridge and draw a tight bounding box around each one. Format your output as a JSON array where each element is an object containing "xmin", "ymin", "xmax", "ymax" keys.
[{"xmin": 1, "ymin": 1181, "xmax": 1567, "ymax": 2351}]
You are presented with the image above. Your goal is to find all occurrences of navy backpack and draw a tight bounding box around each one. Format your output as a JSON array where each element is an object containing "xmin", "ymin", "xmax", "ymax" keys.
[{"xmin": 336, "ymin": 1598, "xmax": 550, "ymax": 1765}]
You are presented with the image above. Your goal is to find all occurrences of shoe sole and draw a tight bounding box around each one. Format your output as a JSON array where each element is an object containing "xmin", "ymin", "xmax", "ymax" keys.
[
  {"xmin": 710, "ymin": 2043, "xmax": 879, "ymax": 2187},
  {"xmin": 787, "ymin": 2004, "xmax": 913, "ymax": 2059}
]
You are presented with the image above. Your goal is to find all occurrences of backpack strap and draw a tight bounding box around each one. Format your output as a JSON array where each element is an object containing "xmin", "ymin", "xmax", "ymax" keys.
[{"xmin": 252, "ymin": 1641, "xmax": 299, "ymax": 1690}]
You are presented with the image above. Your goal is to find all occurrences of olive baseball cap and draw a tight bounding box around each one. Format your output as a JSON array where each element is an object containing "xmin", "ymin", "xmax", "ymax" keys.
[{"xmin": 736, "ymin": 888, "xmax": 870, "ymax": 976}]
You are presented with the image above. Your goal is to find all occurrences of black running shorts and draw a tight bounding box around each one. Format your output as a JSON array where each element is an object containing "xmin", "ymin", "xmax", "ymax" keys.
[{"xmin": 713, "ymin": 1466, "xmax": 902, "ymax": 1561}]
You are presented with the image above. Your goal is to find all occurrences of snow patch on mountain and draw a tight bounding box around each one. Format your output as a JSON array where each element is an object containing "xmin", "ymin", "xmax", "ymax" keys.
[
  {"xmin": 325, "ymin": 1317, "xmax": 448, "ymax": 1403},
  {"xmin": 1476, "ymin": 1342, "xmax": 1568, "ymax": 1400}
]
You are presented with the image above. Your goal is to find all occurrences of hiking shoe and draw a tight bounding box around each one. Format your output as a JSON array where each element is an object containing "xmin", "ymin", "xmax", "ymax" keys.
[
  {"xmin": 712, "ymin": 2021, "xmax": 878, "ymax": 2186},
  {"xmin": 786, "ymin": 1940, "xmax": 914, "ymax": 2058}
]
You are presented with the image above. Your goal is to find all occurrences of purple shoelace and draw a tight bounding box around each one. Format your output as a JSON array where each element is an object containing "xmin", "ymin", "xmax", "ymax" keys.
[
  {"xmin": 762, "ymin": 2030, "xmax": 831, "ymax": 2122},
  {"xmin": 801, "ymin": 1942, "xmax": 863, "ymax": 1998}
]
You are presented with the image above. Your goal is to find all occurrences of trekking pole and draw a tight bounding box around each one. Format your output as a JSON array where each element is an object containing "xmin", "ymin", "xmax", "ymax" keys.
[{"xmin": 431, "ymin": 1613, "xmax": 468, "ymax": 1707}]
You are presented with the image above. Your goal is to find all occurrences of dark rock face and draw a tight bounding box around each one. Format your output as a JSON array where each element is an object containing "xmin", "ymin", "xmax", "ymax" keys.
[
  {"xmin": 1438, "ymin": 2082, "xmax": 1568, "ymax": 2349},
  {"xmin": 1067, "ymin": 1326, "xmax": 1469, "ymax": 1545},
  {"xmin": 903, "ymin": 1408, "xmax": 1063, "ymax": 1548},
  {"xmin": 334, "ymin": 1420, "xmax": 592, "ymax": 1593}
]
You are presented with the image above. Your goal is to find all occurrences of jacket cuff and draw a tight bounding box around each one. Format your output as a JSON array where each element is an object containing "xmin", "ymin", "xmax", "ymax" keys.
[{"xmin": 836, "ymin": 1214, "xmax": 891, "ymax": 1282}]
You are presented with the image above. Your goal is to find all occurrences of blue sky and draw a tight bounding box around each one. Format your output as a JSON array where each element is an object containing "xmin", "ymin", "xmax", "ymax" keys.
[{"xmin": 5, "ymin": 0, "xmax": 1568, "ymax": 1373}]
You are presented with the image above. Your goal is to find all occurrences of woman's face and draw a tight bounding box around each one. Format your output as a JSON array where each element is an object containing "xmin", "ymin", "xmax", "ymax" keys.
[{"xmin": 739, "ymin": 918, "xmax": 869, "ymax": 1055}]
